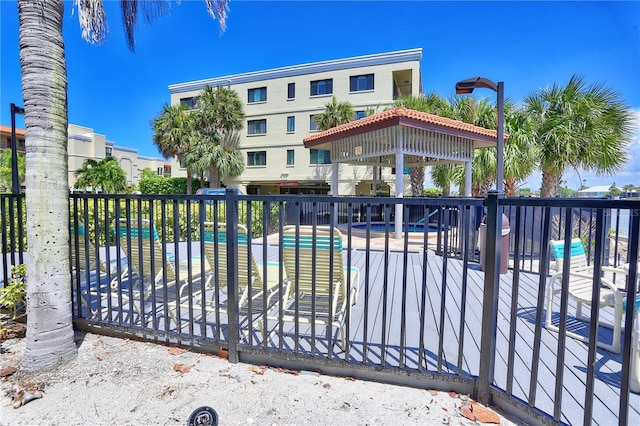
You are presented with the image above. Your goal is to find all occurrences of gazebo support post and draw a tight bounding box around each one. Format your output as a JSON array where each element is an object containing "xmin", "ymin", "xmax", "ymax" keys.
[
  {"xmin": 394, "ymin": 152, "xmax": 404, "ymax": 239},
  {"xmin": 464, "ymin": 161, "xmax": 472, "ymax": 197},
  {"xmin": 332, "ymin": 162, "xmax": 339, "ymax": 227}
]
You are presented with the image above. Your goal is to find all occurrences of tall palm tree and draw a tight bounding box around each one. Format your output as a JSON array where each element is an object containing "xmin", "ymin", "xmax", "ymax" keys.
[
  {"xmin": 314, "ymin": 97, "xmax": 354, "ymax": 131},
  {"xmin": 525, "ymin": 75, "xmax": 633, "ymax": 197},
  {"xmin": 152, "ymin": 103, "xmax": 198, "ymax": 194},
  {"xmin": 16, "ymin": 0, "xmax": 228, "ymax": 372},
  {"xmin": 191, "ymin": 85, "xmax": 245, "ymax": 187},
  {"xmin": 394, "ymin": 93, "xmax": 450, "ymax": 196},
  {"xmin": 74, "ymin": 157, "xmax": 128, "ymax": 194}
]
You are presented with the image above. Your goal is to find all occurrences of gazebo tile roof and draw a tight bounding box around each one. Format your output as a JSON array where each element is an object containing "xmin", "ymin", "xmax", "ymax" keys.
[{"xmin": 303, "ymin": 106, "xmax": 498, "ymax": 145}]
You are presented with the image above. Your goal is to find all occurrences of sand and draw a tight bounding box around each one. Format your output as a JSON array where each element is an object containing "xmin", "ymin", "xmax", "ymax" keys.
[{"xmin": 0, "ymin": 331, "xmax": 525, "ymax": 426}]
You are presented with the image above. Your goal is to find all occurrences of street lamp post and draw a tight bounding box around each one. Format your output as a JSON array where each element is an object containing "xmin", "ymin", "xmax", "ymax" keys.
[
  {"xmin": 455, "ymin": 78, "xmax": 505, "ymax": 406},
  {"xmin": 455, "ymin": 77, "xmax": 504, "ymax": 193},
  {"xmin": 10, "ymin": 103, "xmax": 25, "ymax": 194}
]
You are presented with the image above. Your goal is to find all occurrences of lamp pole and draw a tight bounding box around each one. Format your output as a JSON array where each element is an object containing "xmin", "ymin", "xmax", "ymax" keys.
[
  {"xmin": 455, "ymin": 77, "xmax": 504, "ymax": 193},
  {"xmin": 455, "ymin": 77, "xmax": 506, "ymax": 405},
  {"xmin": 10, "ymin": 103, "xmax": 25, "ymax": 194}
]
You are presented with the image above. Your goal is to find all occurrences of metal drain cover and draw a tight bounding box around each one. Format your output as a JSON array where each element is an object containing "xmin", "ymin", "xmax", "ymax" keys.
[{"xmin": 187, "ymin": 406, "xmax": 218, "ymax": 426}]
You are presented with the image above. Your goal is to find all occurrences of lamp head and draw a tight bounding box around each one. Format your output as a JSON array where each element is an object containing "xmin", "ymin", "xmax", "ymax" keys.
[{"xmin": 455, "ymin": 77, "xmax": 498, "ymax": 94}]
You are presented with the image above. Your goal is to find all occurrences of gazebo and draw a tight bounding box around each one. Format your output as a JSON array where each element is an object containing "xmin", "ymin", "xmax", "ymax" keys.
[{"xmin": 302, "ymin": 107, "xmax": 502, "ymax": 238}]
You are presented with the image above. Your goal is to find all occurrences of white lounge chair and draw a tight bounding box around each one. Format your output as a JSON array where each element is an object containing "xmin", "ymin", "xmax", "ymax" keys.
[
  {"xmin": 262, "ymin": 225, "xmax": 359, "ymax": 350},
  {"xmin": 545, "ymin": 238, "xmax": 624, "ymax": 353}
]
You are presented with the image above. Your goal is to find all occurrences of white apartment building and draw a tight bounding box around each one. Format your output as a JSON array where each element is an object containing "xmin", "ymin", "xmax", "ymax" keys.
[
  {"xmin": 1, "ymin": 124, "xmax": 170, "ymax": 190},
  {"xmin": 167, "ymin": 49, "xmax": 423, "ymax": 195},
  {"xmin": 67, "ymin": 124, "xmax": 170, "ymax": 190}
]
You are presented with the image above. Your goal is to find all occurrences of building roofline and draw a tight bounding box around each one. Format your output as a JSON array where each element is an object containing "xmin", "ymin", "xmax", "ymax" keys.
[
  {"xmin": 168, "ymin": 48, "xmax": 423, "ymax": 94},
  {"xmin": 303, "ymin": 107, "xmax": 501, "ymax": 148},
  {"xmin": 0, "ymin": 125, "xmax": 26, "ymax": 136}
]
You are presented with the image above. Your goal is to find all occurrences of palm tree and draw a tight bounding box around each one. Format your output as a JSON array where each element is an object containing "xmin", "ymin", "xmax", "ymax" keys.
[
  {"xmin": 0, "ymin": 149, "xmax": 26, "ymax": 192},
  {"xmin": 394, "ymin": 93, "xmax": 451, "ymax": 196},
  {"xmin": 191, "ymin": 85, "xmax": 245, "ymax": 187},
  {"xmin": 184, "ymin": 131, "xmax": 245, "ymax": 188},
  {"xmin": 314, "ymin": 97, "xmax": 354, "ymax": 131},
  {"xmin": 424, "ymin": 95, "xmax": 497, "ymax": 197},
  {"xmin": 74, "ymin": 157, "xmax": 127, "ymax": 194},
  {"xmin": 502, "ymin": 108, "xmax": 538, "ymax": 197},
  {"xmin": 152, "ymin": 103, "xmax": 198, "ymax": 194},
  {"xmin": 16, "ymin": 0, "xmax": 228, "ymax": 372},
  {"xmin": 430, "ymin": 164, "xmax": 457, "ymax": 196},
  {"xmin": 525, "ymin": 75, "xmax": 633, "ymax": 197}
]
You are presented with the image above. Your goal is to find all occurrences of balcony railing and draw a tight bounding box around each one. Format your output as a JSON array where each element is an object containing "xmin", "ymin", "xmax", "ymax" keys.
[{"xmin": 2, "ymin": 192, "xmax": 639, "ymax": 425}]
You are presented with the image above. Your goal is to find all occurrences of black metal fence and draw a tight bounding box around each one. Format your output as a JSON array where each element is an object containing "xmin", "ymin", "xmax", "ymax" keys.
[{"xmin": 2, "ymin": 191, "xmax": 639, "ymax": 425}]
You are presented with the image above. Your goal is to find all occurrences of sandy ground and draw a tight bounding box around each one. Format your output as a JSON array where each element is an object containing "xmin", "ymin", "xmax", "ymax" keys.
[{"xmin": 0, "ymin": 331, "xmax": 526, "ymax": 426}]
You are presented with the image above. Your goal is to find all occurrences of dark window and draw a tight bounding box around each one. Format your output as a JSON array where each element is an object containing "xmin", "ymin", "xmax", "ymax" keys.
[
  {"xmin": 350, "ymin": 74, "xmax": 374, "ymax": 92},
  {"xmin": 247, "ymin": 151, "xmax": 266, "ymax": 166},
  {"xmin": 310, "ymin": 79, "xmax": 333, "ymax": 96},
  {"xmin": 309, "ymin": 115, "xmax": 318, "ymax": 131},
  {"xmin": 180, "ymin": 97, "xmax": 198, "ymax": 108},
  {"xmin": 247, "ymin": 119, "xmax": 267, "ymax": 135},
  {"xmin": 287, "ymin": 150, "xmax": 295, "ymax": 165},
  {"xmin": 105, "ymin": 147, "xmax": 113, "ymax": 157},
  {"xmin": 287, "ymin": 116, "xmax": 295, "ymax": 133},
  {"xmin": 287, "ymin": 83, "xmax": 295, "ymax": 99},
  {"xmin": 310, "ymin": 149, "xmax": 331, "ymax": 165},
  {"xmin": 248, "ymin": 87, "xmax": 267, "ymax": 103}
]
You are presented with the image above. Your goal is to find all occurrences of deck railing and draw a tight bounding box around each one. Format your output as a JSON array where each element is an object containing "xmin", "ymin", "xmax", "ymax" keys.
[{"xmin": 2, "ymin": 191, "xmax": 638, "ymax": 425}]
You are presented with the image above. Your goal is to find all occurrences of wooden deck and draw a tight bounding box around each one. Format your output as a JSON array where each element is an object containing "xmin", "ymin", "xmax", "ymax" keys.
[
  {"xmin": 251, "ymin": 243, "xmax": 639, "ymax": 425},
  {"xmin": 78, "ymin": 241, "xmax": 639, "ymax": 425}
]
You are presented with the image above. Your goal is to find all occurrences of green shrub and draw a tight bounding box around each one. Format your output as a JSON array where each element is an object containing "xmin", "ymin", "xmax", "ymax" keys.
[
  {"xmin": 139, "ymin": 177, "xmax": 200, "ymax": 195},
  {"xmin": 0, "ymin": 264, "xmax": 27, "ymax": 320},
  {"xmin": 423, "ymin": 188, "xmax": 443, "ymax": 197}
]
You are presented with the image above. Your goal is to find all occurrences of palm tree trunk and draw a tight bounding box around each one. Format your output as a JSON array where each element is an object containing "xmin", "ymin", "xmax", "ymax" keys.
[
  {"xmin": 540, "ymin": 171, "xmax": 562, "ymax": 197},
  {"xmin": 409, "ymin": 162, "xmax": 425, "ymax": 197},
  {"xmin": 504, "ymin": 178, "xmax": 518, "ymax": 197},
  {"xmin": 18, "ymin": 0, "xmax": 77, "ymax": 371},
  {"xmin": 186, "ymin": 169, "xmax": 192, "ymax": 194},
  {"xmin": 209, "ymin": 166, "xmax": 221, "ymax": 187}
]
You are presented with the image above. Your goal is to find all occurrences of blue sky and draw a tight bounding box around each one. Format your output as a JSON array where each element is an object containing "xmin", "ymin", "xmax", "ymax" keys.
[{"xmin": 1, "ymin": 1, "xmax": 639, "ymax": 191}]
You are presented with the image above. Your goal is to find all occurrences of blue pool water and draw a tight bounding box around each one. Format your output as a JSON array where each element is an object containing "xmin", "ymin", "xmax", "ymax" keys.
[{"xmin": 351, "ymin": 222, "xmax": 438, "ymax": 233}]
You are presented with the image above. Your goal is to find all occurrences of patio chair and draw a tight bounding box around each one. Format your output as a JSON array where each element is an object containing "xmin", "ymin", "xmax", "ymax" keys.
[
  {"xmin": 262, "ymin": 225, "xmax": 360, "ymax": 350},
  {"xmin": 114, "ymin": 218, "xmax": 205, "ymax": 325},
  {"xmin": 70, "ymin": 220, "xmax": 109, "ymax": 279},
  {"xmin": 170, "ymin": 222, "xmax": 280, "ymax": 327},
  {"xmin": 545, "ymin": 238, "xmax": 624, "ymax": 353},
  {"xmin": 70, "ymin": 220, "xmax": 110, "ymax": 313}
]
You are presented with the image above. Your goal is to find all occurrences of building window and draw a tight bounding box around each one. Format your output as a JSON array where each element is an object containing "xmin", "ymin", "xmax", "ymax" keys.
[
  {"xmin": 287, "ymin": 150, "xmax": 295, "ymax": 165},
  {"xmin": 247, "ymin": 119, "xmax": 267, "ymax": 135},
  {"xmin": 287, "ymin": 83, "xmax": 295, "ymax": 99},
  {"xmin": 157, "ymin": 167, "xmax": 164, "ymax": 176},
  {"xmin": 309, "ymin": 115, "xmax": 318, "ymax": 131},
  {"xmin": 350, "ymin": 74, "xmax": 374, "ymax": 92},
  {"xmin": 287, "ymin": 116, "xmax": 295, "ymax": 133},
  {"xmin": 355, "ymin": 111, "xmax": 367, "ymax": 120},
  {"xmin": 180, "ymin": 97, "xmax": 198, "ymax": 108},
  {"xmin": 105, "ymin": 147, "xmax": 113, "ymax": 157},
  {"xmin": 247, "ymin": 151, "xmax": 266, "ymax": 166},
  {"xmin": 310, "ymin": 149, "xmax": 331, "ymax": 165},
  {"xmin": 248, "ymin": 87, "xmax": 267, "ymax": 103},
  {"xmin": 310, "ymin": 79, "xmax": 333, "ymax": 96}
]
